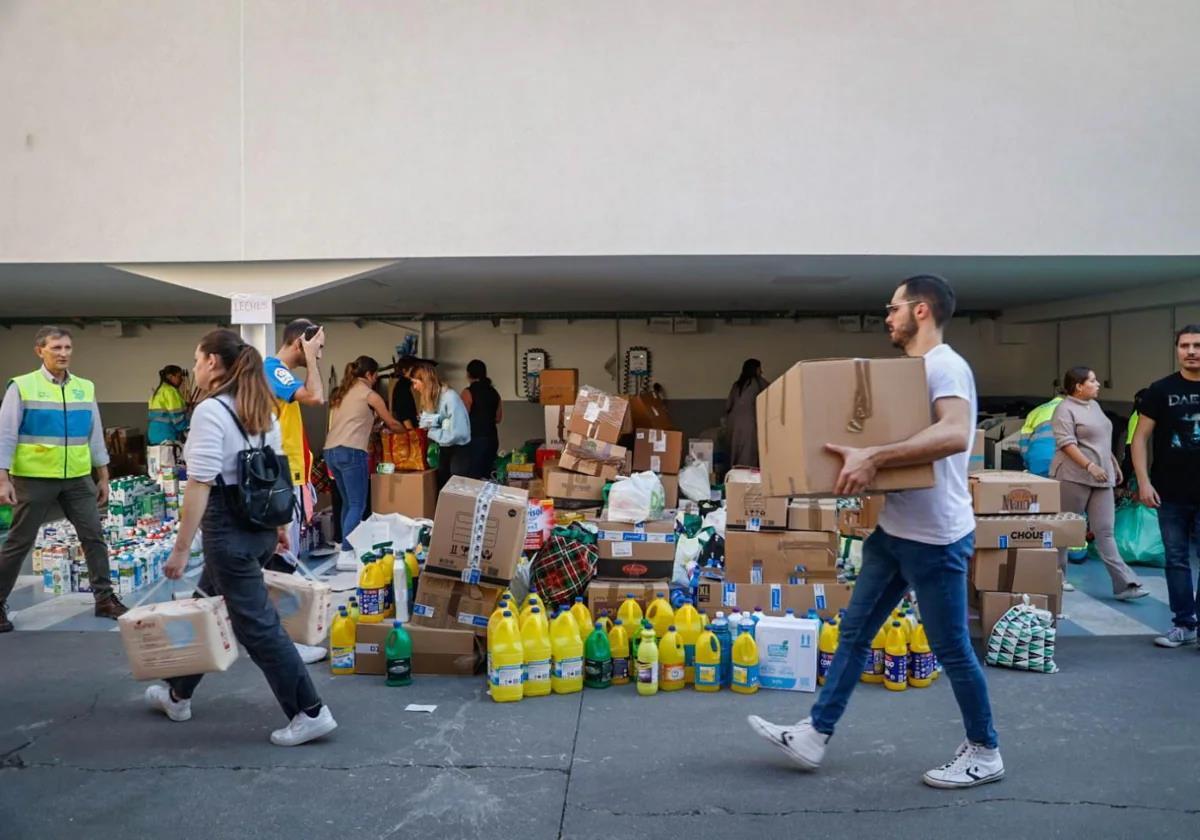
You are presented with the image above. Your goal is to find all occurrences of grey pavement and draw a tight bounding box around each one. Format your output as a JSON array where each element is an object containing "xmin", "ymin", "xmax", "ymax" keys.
[{"xmin": 1, "ymin": 632, "xmax": 1195, "ymax": 839}]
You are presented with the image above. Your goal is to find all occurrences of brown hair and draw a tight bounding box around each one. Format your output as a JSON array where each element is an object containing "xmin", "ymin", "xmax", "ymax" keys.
[
  {"xmin": 1062, "ymin": 366, "xmax": 1094, "ymax": 397},
  {"xmin": 330, "ymin": 355, "xmax": 380, "ymax": 408},
  {"xmin": 34, "ymin": 325, "xmax": 72, "ymax": 347},
  {"xmin": 410, "ymin": 363, "xmax": 444, "ymax": 414},
  {"xmin": 198, "ymin": 329, "xmax": 275, "ymax": 435},
  {"xmin": 282, "ymin": 318, "xmax": 317, "ymax": 347}
]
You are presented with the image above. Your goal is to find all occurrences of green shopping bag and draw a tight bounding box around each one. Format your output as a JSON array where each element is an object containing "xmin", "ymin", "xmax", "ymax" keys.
[{"xmin": 1114, "ymin": 500, "xmax": 1165, "ymax": 567}]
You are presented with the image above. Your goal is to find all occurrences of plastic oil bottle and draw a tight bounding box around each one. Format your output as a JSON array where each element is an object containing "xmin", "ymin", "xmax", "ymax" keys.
[
  {"xmin": 570, "ymin": 597, "xmax": 594, "ymax": 644},
  {"xmin": 817, "ymin": 617, "xmax": 840, "ymax": 685},
  {"xmin": 861, "ymin": 623, "xmax": 887, "ymax": 684},
  {"xmin": 584, "ymin": 622, "xmax": 614, "ymax": 689},
  {"xmin": 731, "ymin": 623, "xmax": 760, "ymax": 694},
  {"xmin": 522, "ymin": 608, "xmax": 553, "ymax": 698},
  {"xmin": 673, "ymin": 598, "xmax": 704, "ymax": 684},
  {"xmin": 608, "ymin": 619, "xmax": 631, "ymax": 685},
  {"xmin": 490, "ymin": 611, "xmax": 525, "ymax": 703},
  {"xmin": 883, "ymin": 620, "xmax": 909, "ymax": 692},
  {"xmin": 550, "ymin": 610, "xmax": 584, "ymax": 694},
  {"xmin": 659, "ymin": 626, "xmax": 686, "ymax": 691},
  {"xmin": 712, "ymin": 612, "xmax": 734, "ymax": 688},
  {"xmin": 908, "ymin": 622, "xmax": 934, "ymax": 688},
  {"xmin": 617, "ymin": 594, "xmax": 644, "ymax": 637},
  {"xmin": 635, "ymin": 625, "xmax": 660, "ymax": 696},
  {"xmin": 385, "ymin": 620, "xmax": 413, "ymax": 686},
  {"xmin": 330, "ymin": 606, "xmax": 356, "ymax": 675},
  {"xmin": 694, "ymin": 625, "xmax": 721, "ymax": 692}
]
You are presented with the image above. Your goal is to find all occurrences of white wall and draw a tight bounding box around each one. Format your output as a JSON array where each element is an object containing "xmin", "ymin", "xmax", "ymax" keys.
[{"xmin": 3, "ymin": 0, "xmax": 1199, "ymax": 262}]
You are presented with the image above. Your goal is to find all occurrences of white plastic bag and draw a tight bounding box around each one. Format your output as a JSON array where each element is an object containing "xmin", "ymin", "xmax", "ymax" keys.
[
  {"xmin": 679, "ymin": 456, "xmax": 711, "ymax": 502},
  {"xmin": 672, "ymin": 526, "xmax": 714, "ymax": 587},
  {"xmin": 342, "ymin": 512, "xmax": 432, "ymax": 571},
  {"xmin": 607, "ymin": 471, "xmax": 665, "ymax": 524}
]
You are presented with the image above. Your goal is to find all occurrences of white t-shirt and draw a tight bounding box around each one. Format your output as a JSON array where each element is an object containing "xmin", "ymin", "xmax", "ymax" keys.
[
  {"xmin": 876, "ymin": 343, "xmax": 977, "ymax": 546},
  {"xmin": 184, "ymin": 395, "xmax": 284, "ymax": 485}
]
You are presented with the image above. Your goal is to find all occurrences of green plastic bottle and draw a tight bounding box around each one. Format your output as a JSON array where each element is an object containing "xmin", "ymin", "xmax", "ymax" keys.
[
  {"xmin": 584, "ymin": 621, "xmax": 613, "ymax": 689},
  {"xmin": 385, "ymin": 620, "xmax": 413, "ymax": 686}
]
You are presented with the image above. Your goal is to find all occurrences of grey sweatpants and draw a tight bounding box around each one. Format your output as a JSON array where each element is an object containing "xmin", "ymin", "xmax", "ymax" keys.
[{"xmin": 1057, "ymin": 479, "xmax": 1140, "ymax": 595}]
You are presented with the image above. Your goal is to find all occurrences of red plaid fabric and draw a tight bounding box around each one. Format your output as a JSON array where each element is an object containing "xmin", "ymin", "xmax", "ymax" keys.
[{"xmin": 531, "ymin": 527, "xmax": 598, "ymax": 610}]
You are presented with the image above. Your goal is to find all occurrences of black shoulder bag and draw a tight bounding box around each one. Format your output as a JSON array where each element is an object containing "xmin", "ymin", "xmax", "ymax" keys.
[{"xmin": 212, "ymin": 398, "xmax": 296, "ymax": 530}]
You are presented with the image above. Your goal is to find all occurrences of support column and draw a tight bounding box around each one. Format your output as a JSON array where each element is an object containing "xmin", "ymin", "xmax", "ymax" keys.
[{"xmin": 230, "ymin": 293, "xmax": 275, "ymax": 358}]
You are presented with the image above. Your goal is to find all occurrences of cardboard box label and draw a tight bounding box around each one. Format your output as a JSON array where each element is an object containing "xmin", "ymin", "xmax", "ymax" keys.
[
  {"xmin": 425, "ymin": 478, "xmax": 528, "ymax": 585},
  {"xmin": 971, "ymin": 471, "xmax": 1062, "ymax": 515}
]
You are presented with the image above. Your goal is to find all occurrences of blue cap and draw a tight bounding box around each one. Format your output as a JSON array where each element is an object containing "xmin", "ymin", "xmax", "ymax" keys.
[
  {"xmin": 393, "ymin": 619, "xmax": 403, "ymax": 627},
  {"xmin": 575, "ymin": 596, "xmax": 584, "ymax": 603}
]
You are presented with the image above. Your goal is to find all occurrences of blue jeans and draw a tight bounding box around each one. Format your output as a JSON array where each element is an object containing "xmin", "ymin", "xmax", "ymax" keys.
[
  {"xmin": 324, "ymin": 446, "xmax": 369, "ymax": 552},
  {"xmin": 1158, "ymin": 502, "xmax": 1200, "ymax": 630},
  {"xmin": 811, "ymin": 527, "xmax": 998, "ymax": 749}
]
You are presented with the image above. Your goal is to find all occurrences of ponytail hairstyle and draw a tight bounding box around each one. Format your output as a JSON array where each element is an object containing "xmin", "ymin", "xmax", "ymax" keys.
[
  {"xmin": 197, "ymin": 329, "xmax": 274, "ymax": 435},
  {"xmin": 330, "ymin": 355, "xmax": 380, "ymax": 407},
  {"xmin": 153, "ymin": 364, "xmax": 185, "ymax": 396},
  {"xmin": 410, "ymin": 362, "xmax": 444, "ymax": 414}
]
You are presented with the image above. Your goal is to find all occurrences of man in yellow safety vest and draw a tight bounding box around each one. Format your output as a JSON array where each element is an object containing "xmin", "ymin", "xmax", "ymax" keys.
[
  {"xmin": 1019, "ymin": 395, "xmax": 1064, "ymax": 477},
  {"xmin": 0, "ymin": 326, "xmax": 128, "ymax": 631}
]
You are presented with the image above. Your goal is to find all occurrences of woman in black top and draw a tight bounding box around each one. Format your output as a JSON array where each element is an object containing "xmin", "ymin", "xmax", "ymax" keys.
[{"xmin": 461, "ymin": 359, "xmax": 502, "ymax": 480}]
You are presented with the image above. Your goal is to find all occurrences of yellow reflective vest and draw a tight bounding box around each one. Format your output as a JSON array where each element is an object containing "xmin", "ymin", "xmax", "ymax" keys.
[{"xmin": 10, "ymin": 370, "xmax": 96, "ymax": 479}]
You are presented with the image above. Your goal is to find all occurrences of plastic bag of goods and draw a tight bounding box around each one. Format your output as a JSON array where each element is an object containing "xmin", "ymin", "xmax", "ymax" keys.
[
  {"xmin": 678, "ymin": 457, "xmax": 711, "ymax": 503},
  {"xmin": 985, "ymin": 595, "xmax": 1058, "ymax": 674},
  {"xmin": 607, "ymin": 471, "xmax": 665, "ymax": 524},
  {"xmin": 118, "ymin": 596, "xmax": 239, "ymax": 680},
  {"xmin": 264, "ymin": 570, "xmax": 333, "ymax": 646}
]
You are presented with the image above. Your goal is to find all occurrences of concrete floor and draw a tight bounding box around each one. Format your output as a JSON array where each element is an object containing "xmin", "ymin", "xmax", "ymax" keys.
[{"xmin": 1, "ymin": 632, "xmax": 1195, "ymax": 839}]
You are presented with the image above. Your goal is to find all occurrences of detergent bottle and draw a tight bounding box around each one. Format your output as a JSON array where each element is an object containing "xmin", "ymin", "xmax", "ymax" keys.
[
  {"xmin": 908, "ymin": 622, "xmax": 934, "ymax": 688},
  {"xmin": 391, "ymin": 551, "xmax": 411, "ymax": 621},
  {"xmin": 520, "ymin": 587, "xmax": 539, "ymax": 610},
  {"xmin": 584, "ymin": 622, "xmax": 613, "ymax": 689},
  {"xmin": 712, "ymin": 612, "xmax": 734, "ymax": 687},
  {"xmin": 740, "ymin": 614, "xmax": 756, "ymax": 641},
  {"xmin": 550, "ymin": 610, "xmax": 584, "ymax": 694},
  {"xmin": 558, "ymin": 605, "xmax": 582, "ymax": 647},
  {"xmin": 501, "ymin": 587, "xmax": 517, "ymax": 605},
  {"xmin": 861, "ymin": 623, "xmax": 887, "ymax": 684},
  {"xmin": 617, "ymin": 594, "xmax": 644, "ymax": 636},
  {"xmin": 731, "ymin": 627, "xmax": 760, "ymax": 694},
  {"xmin": 646, "ymin": 594, "xmax": 675, "ymax": 640},
  {"xmin": 673, "ymin": 599, "xmax": 704, "ymax": 684},
  {"xmin": 522, "ymin": 608, "xmax": 553, "ymax": 698},
  {"xmin": 356, "ymin": 558, "xmax": 387, "ymax": 623},
  {"xmin": 728, "ymin": 608, "xmax": 744, "ymax": 636},
  {"xmin": 883, "ymin": 620, "xmax": 909, "ymax": 692},
  {"xmin": 346, "ymin": 595, "xmax": 361, "ymax": 623},
  {"xmin": 486, "ymin": 598, "xmax": 513, "ymax": 684},
  {"xmin": 378, "ymin": 552, "xmax": 396, "ymax": 619},
  {"xmin": 330, "ymin": 606, "xmax": 355, "ymax": 675},
  {"xmin": 817, "ymin": 617, "xmax": 840, "ymax": 686},
  {"xmin": 521, "ymin": 602, "xmax": 550, "ymax": 641},
  {"xmin": 596, "ymin": 610, "xmax": 614, "ymax": 637},
  {"xmin": 694, "ymin": 626, "xmax": 722, "ymax": 692},
  {"xmin": 659, "ymin": 626, "xmax": 686, "ymax": 691},
  {"xmin": 403, "ymin": 550, "xmax": 420, "ymax": 594},
  {"xmin": 489, "ymin": 611, "xmax": 524, "ymax": 702},
  {"xmin": 570, "ymin": 597, "xmax": 594, "ymax": 644},
  {"xmin": 608, "ymin": 619, "xmax": 631, "ymax": 685},
  {"xmin": 385, "ymin": 620, "xmax": 413, "ymax": 686},
  {"xmin": 635, "ymin": 625, "xmax": 660, "ymax": 696},
  {"xmin": 520, "ymin": 593, "xmax": 544, "ymax": 626}
]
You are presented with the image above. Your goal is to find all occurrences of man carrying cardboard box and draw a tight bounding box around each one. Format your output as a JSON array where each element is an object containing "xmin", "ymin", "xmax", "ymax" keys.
[{"xmin": 749, "ymin": 275, "xmax": 1003, "ymax": 790}]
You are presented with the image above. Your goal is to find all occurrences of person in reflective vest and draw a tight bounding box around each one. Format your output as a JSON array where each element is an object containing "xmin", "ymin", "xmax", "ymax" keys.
[
  {"xmin": 1019, "ymin": 396, "xmax": 1063, "ymax": 477},
  {"xmin": 147, "ymin": 365, "xmax": 189, "ymax": 445},
  {"xmin": 0, "ymin": 326, "xmax": 128, "ymax": 632}
]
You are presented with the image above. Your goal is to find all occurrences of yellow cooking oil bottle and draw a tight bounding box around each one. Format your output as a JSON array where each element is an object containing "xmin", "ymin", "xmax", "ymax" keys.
[
  {"xmin": 883, "ymin": 620, "xmax": 909, "ymax": 692},
  {"xmin": 817, "ymin": 617, "xmax": 840, "ymax": 686},
  {"xmin": 694, "ymin": 625, "xmax": 722, "ymax": 692},
  {"xmin": 673, "ymin": 598, "xmax": 704, "ymax": 684},
  {"xmin": 330, "ymin": 606, "xmax": 356, "ymax": 675},
  {"xmin": 908, "ymin": 622, "xmax": 934, "ymax": 688},
  {"xmin": 550, "ymin": 609, "xmax": 584, "ymax": 694},
  {"xmin": 646, "ymin": 594, "xmax": 675, "ymax": 640},
  {"xmin": 635, "ymin": 625, "xmax": 660, "ymax": 696},
  {"xmin": 861, "ymin": 623, "xmax": 886, "ymax": 684},
  {"xmin": 489, "ymin": 610, "xmax": 524, "ymax": 703},
  {"xmin": 521, "ymin": 607, "xmax": 553, "ymax": 698},
  {"xmin": 608, "ymin": 619, "xmax": 632, "ymax": 685},
  {"xmin": 730, "ymin": 625, "xmax": 759, "ymax": 695},
  {"xmin": 659, "ymin": 626, "xmax": 686, "ymax": 691}
]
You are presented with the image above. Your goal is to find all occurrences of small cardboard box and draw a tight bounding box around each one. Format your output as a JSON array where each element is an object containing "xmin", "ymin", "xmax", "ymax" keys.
[
  {"xmin": 757, "ymin": 357, "xmax": 935, "ymax": 497},
  {"xmin": 971, "ymin": 471, "xmax": 1062, "ymax": 515},
  {"xmin": 979, "ymin": 591, "xmax": 1051, "ymax": 638},
  {"xmin": 545, "ymin": 467, "xmax": 606, "ymax": 502},
  {"xmin": 974, "ymin": 513, "xmax": 1086, "ymax": 550},
  {"xmin": 724, "ymin": 530, "xmax": 840, "ymax": 584},
  {"xmin": 559, "ymin": 434, "xmax": 627, "ymax": 480},
  {"xmin": 660, "ymin": 473, "xmax": 679, "ymax": 509},
  {"xmin": 972, "ymin": 548, "xmax": 1059, "ymax": 592},
  {"xmin": 586, "ymin": 579, "xmax": 671, "ymax": 619},
  {"xmin": 370, "ymin": 470, "xmax": 437, "ymax": 520},
  {"xmin": 969, "ymin": 429, "xmax": 985, "ymax": 474},
  {"xmin": 787, "ymin": 499, "xmax": 838, "ymax": 533},
  {"xmin": 410, "ymin": 573, "xmax": 505, "ymax": 637},
  {"xmin": 409, "ymin": 625, "xmax": 484, "ymax": 676},
  {"xmin": 567, "ymin": 385, "xmax": 630, "ymax": 445},
  {"xmin": 696, "ymin": 581, "xmax": 854, "ymax": 620},
  {"xmin": 263, "ymin": 570, "xmax": 333, "ymax": 646},
  {"xmin": 725, "ymin": 471, "xmax": 788, "ymax": 529},
  {"xmin": 425, "ymin": 478, "xmax": 528, "ymax": 585},
  {"xmin": 632, "ymin": 429, "xmax": 684, "ymax": 474},
  {"xmin": 594, "ymin": 519, "xmax": 676, "ymax": 580},
  {"xmin": 539, "ymin": 369, "xmax": 579, "ymax": 406},
  {"xmin": 353, "ymin": 622, "xmax": 390, "ymax": 675},
  {"xmin": 118, "ymin": 596, "xmax": 238, "ymax": 681},
  {"xmin": 628, "ymin": 391, "xmax": 673, "ymax": 431},
  {"xmin": 544, "ymin": 405, "xmax": 574, "ymax": 449},
  {"xmin": 838, "ymin": 495, "xmax": 885, "ymax": 536},
  {"xmin": 755, "ymin": 616, "xmax": 820, "ymax": 692}
]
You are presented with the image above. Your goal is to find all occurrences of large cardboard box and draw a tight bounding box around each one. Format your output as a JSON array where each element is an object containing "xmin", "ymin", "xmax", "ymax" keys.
[
  {"xmin": 979, "ymin": 591, "xmax": 1051, "ymax": 638},
  {"xmin": 757, "ymin": 357, "xmax": 935, "ymax": 497},
  {"xmin": 974, "ymin": 513, "xmax": 1086, "ymax": 550},
  {"xmin": 586, "ymin": 579, "xmax": 671, "ymax": 619},
  {"xmin": 724, "ymin": 530, "xmax": 839, "ymax": 584},
  {"xmin": 725, "ymin": 471, "xmax": 788, "ymax": 529},
  {"xmin": 544, "ymin": 405, "xmax": 574, "ymax": 449},
  {"xmin": 971, "ymin": 471, "xmax": 1062, "ymax": 515},
  {"xmin": 787, "ymin": 499, "xmax": 838, "ymax": 533},
  {"xmin": 545, "ymin": 467, "xmax": 606, "ymax": 502},
  {"xmin": 660, "ymin": 473, "xmax": 679, "ymax": 509},
  {"xmin": 409, "ymin": 625, "xmax": 484, "ymax": 676},
  {"xmin": 559, "ymin": 434, "xmax": 627, "ymax": 480},
  {"xmin": 568, "ymin": 386, "xmax": 630, "ymax": 445},
  {"xmin": 594, "ymin": 519, "xmax": 676, "ymax": 580},
  {"xmin": 539, "ymin": 369, "xmax": 579, "ymax": 406},
  {"xmin": 264, "ymin": 570, "xmax": 333, "ymax": 646},
  {"xmin": 632, "ymin": 429, "xmax": 684, "ymax": 474},
  {"xmin": 118, "ymin": 596, "xmax": 238, "ymax": 681},
  {"xmin": 628, "ymin": 391, "xmax": 673, "ymax": 431},
  {"xmin": 370, "ymin": 470, "xmax": 438, "ymax": 519},
  {"xmin": 756, "ymin": 616, "xmax": 820, "ymax": 692},
  {"xmin": 696, "ymin": 581, "xmax": 854, "ymax": 621},
  {"xmin": 972, "ymin": 548, "xmax": 1059, "ymax": 592},
  {"xmin": 410, "ymin": 573, "xmax": 505, "ymax": 637},
  {"xmin": 425, "ymin": 478, "xmax": 528, "ymax": 585},
  {"xmin": 969, "ymin": 429, "xmax": 985, "ymax": 474}
]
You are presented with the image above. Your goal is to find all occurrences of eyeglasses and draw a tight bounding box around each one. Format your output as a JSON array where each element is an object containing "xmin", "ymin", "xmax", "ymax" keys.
[{"xmin": 884, "ymin": 300, "xmax": 923, "ymax": 316}]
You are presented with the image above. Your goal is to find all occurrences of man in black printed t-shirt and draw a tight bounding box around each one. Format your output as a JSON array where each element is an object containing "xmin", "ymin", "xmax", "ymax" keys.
[{"xmin": 1132, "ymin": 324, "xmax": 1200, "ymax": 648}]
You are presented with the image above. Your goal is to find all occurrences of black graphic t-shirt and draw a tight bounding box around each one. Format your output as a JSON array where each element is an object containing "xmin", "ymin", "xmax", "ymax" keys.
[{"xmin": 1141, "ymin": 372, "xmax": 1200, "ymax": 504}]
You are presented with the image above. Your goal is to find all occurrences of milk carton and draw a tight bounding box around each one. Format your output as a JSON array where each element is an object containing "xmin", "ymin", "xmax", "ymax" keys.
[{"xmin": 755, "ymin": 616, "xmax": 819, "ymax": 692}]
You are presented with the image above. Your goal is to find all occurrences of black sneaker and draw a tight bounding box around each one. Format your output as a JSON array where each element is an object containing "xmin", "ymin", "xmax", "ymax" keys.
[{"xmin": 0, "ymin": 602, "xmax": 13, "ymax": 633}]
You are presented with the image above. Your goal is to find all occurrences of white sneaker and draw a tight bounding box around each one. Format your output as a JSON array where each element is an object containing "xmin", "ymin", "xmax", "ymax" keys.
[
  {"xmin": 270, "ymin": 705, "xmax": 338, "ymax": 746},
  {"xmin": 923, "ymin": 742, "xmax": 1005, "ymax": 789},
  {"xmin": 1062, "ymin": 581, "xmax": 1076, "ymax": 592},
  {"xmin": 747, "ymin": 715, "xmax": 828, "ymax": 770},
  {"xmin": 294, "ymin": 642, "xmax": 328, "ymax": 664},
  {"xmin": 144, "ymin": 684, "xmax": 192, "ymax": 722},
  {"xmin": 1154, "ymin": 626, "xmax": 1198, "ymax": 648},
  {"xmin": 334, "ymin": 550, "xmax": 358, "ymax": 572},
  {"xmin": 1115, "ymin": 584, "xmax": 1150, "ymax": 602}
]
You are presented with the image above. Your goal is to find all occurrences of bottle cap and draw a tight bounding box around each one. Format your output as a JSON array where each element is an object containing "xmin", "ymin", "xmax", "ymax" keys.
[
  {"xmin": 614, "ymin": 619, "xmax": 623, "ymax": 625},
  {"xmin": 503, "ymin": 611, "xmax": 513, "ymax": 617},
  {"xmin": 575, "ymin": 596, "xmax": 584, "ymax": 603},
  {"xmin": 668, "ymin": 625, "xmax": 676, "ymax": 632}
]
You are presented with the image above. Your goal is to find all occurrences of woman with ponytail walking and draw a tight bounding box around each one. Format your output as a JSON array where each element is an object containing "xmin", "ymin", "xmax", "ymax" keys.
[
  {"xmin": 150, "ymin": 329, "xmax": 337, "ymax": 747},
  {"xmin": 147, "ymin": 364, "xmax": 189, "ymax": 444}
]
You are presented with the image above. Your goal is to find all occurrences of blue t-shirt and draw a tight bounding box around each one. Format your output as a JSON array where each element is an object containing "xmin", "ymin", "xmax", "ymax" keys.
[{"xmin": 264, "ymin": 356, "xmax": 301, "ymax": 403}]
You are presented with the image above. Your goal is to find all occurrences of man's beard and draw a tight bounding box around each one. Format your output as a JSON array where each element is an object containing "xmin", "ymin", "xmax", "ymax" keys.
[{"xmin": 890, "ymin": 319, "xmax": 917, "ymax": 350}]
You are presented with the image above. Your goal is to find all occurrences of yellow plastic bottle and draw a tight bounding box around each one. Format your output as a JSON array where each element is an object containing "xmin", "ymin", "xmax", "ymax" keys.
[
  {"xmin": 659, "ymin": 626, "xmax": 686, "ymax": 691},
  {"xmin": 908, "ymin": 622, "xmax": 934, "ymax": 688},
  {"xmin": 646, "ymin": 594, "xmax": 675, "ymax": 640},
  {"xmin": 817, "ymin": 618, "xmax": 840, "ymax": 686},
  {"xmin": 520, "ymin": 594, "xmax": 544, "ymax": 626},
  {"xmin": 673, "ymin": 599, "xmax": 704, "ymax": 685},
  {"xmin": 617, "ymin": 594, "xmax": 644, "ymax": 636},
  {"xmin": 694, "ymin": 627, "xmax": 721, "ymax": 692},
  {"xmin": 635, "ymin": 626, "xmax": 660, "ymax": 696},
  {"xmin": 520, "ymin": 600, "xmax": 549, "ymax": 636},
  {"xmin": 330, "ymin": 606, "xmax": 356, "ymax": 675},
  {"xmin": 379, "ymin": 551, "xmax": 397, "ymax": 618},
  {"xmin": 486, "ymin": 599, "xmax": 513, "ymax": 683},
  {"xmin": 489, "ymin": 611, "xmax": 524, "ymax": 703},
  {"xmin": 596, "ymin": 611, "xmax": 614, "ymax": 637},
  {"xmin": 550, "ymin": 610, "xmax": 584, "ymax": 694},
  {"xmin": 570, "ymin": 597, "xmax": 594, "ymax": 644},
  {"xmin": 501, "ymin": 587, "xmax": 517, "ymax": 606},
  {"xmin": 883, "ymin": 620, "xmax": 909, "ymax": 692},
  {"xmin": 346, "ymin": 596, "xmax": 361, "ymax": 624},
  {"xmin": 520, "ymin": 587, "xmax": 540, "ymax": 611},
  {"xmin": 522, "ymin": 608, "xmax": 553, "ymax": 698},
  {"xmin": 608, "ymin": 620, "xmax": 631, "ymax": 685},
  {"xmin": 558, "ymin": 607, "xmax": 582, "ymax": 648},
  {"xmin": 731, "ymin": 630, "xmax": 760, "ymax": 695},
  {"xmin": 861, "ymin": 624, "xmax": 887, "ymax": 684},
  {"xmin": 357, "ymin": 559, "xmax": 387, "ymax": 624}
]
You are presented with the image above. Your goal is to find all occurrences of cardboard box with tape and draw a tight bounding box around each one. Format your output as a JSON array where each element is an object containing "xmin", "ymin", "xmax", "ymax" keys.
[
  {"xmin": 424, "ymin": 478, "xmax": 528, "ymax": 585},
  {"xmin": 632, "ymin": 428, "xmax": 684, "ymax": 475},
  {"xmin": 971, "ymin": 471, "xmax": 1062, "ymax": 515},
  {"xmin": 264, "ymin": 570, "xmax": 333, "ymax": 646},
  {"xmin": 544, "ymin": 405, "xmax": 574, "ymax": 449},
  {"xmin": 545, "ymin": 467, "xmax": 606, "ymax": 502},
  {"xmin": 974, "ymin": 513, "xmax": 1086, "ymax": 550},
  {"xmin": 370, "ymin": 470, "xmax": 437, "ymax": 519},
  {"xmin": 696, "ymin": 581, "xmax": 854, "ymax": 620},
  {"xmin": 972, "ymin": 548, "xmax": 1059, "ymax": 592},
  {"xmin": 410, "ymin": 573, "xmax": 505, "ymax": 637},
  {"xmin": 118, "ymin": 596, "xmax": 238, "ymax": 681},
  {"xmin": 567, "ymin": 385, "xmax": 631, "ymax": 445},
  {"xmin": 628, "ymin": 391, "xmax": 673, "ymax": 431},
  {"xmin": 559, "ymin": 434, "xmax": 627, "ymax": 481},
  {"xmin": 353, "ymin": 622, "xmax": 483, "ymax": 676},
  {"xmin": 787, "ymin": 499, "xmax": 838, "ymax": 533},
  {"xmin": 586, "ymin": 578, "xmax": 671, "ymax": 618},
  {"xmin": 538, "ymin": 369, "xmax": 579, "ymax": 406},
  {"xmin": 594, "ymin": 519, "xmax": 676, "ymax": 580},
  {"xmin": 725, "ymin": 470, "xmax": 788, "ymax": 529},
  {"xmin": 724, "ymin": 529, "xmax": 840, "ymax": 584},
  {"xmin": 757, "ymin": 357, "xmax": 935, "ymax": 497},
  {"xmin": 979, "ymin": 591, "xmax": 1051, "ymax": 637}
]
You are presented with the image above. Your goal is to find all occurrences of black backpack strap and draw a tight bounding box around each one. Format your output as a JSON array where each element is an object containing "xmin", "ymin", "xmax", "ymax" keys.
[{"xmin": 211, "ymin": 395, "xmax": 266, "ymax": 446}]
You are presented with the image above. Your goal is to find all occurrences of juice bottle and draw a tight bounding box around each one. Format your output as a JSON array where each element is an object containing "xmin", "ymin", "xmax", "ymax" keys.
[
  {"xmin": 646, "ymin": 594, "xmax": 675, "ymax": 640},
  {"xmin": 861, "ymin": 623, "xmax": 886, "ymax": 684},
  {"xmin": 522, "ymin": 608, "xmax": 553, "ymax": 698},
  {"xmin": 883, "ymin": 620, "xmax": 909, "ymax": 692},
  {"xmin": 608, "ymin": 620, "xmax": 631, "ymax": 685},
  {"xmin": 635, "ymin": 626, "xmax": 660, "ymax": 696},
  {"xmin": 385, "ymin": 620, "xmax": 413, "ymax": 686},
  {"xmin": 550, "ymin": 610, "xmax": 584, "ymax": 694},
  {"xmin": 617, "ymin": 593, "xmax": 644, "ymax": 636},
  {"xmin": 489, "ymin": 611, "xmax": 524, "ymax": 703},
  {"xmin": 673, "ymin": 599, "xmax": 704, "ymax": 684},
  {"xmin": 570, "ymin": 597, "xmax": 594, "ymax": 644},
  {"xmin": 330, "ymin": 606, "xmax": 355, "ymax": 675},
  {"xmin": 817, "ymin": 618, "xmax": 840, "ymax": 686},
  {"xmin": 596, "ymin": 611, "xmax": 614, "ymax": 636},
  {"xmin": 908, "ymin": 622, "xmax": 934, "ymax": 688},
  {"xmin": 659, "ymin": 626, "xmax": 685, "ymax": 691},
  {"xmin": 694, "ymin": 626, "xmax": 721, "ymax": 692},
  {"xmin": 731, "ymin": 628, "xmax": 760, "ymax": 694},
  {"xmin": 584, "ymin": 622, "xmax": 613, "ymax": 689}
]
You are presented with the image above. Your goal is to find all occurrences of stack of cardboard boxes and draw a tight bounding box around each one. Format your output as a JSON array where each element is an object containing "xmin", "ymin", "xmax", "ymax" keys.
[
  {"xmin": 369, "ymin": 430, "xmax": 439, "ymax": 520},
  {"xmin": 541, "ymin": 378, "xmax": 623, "ymax": 511}
]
